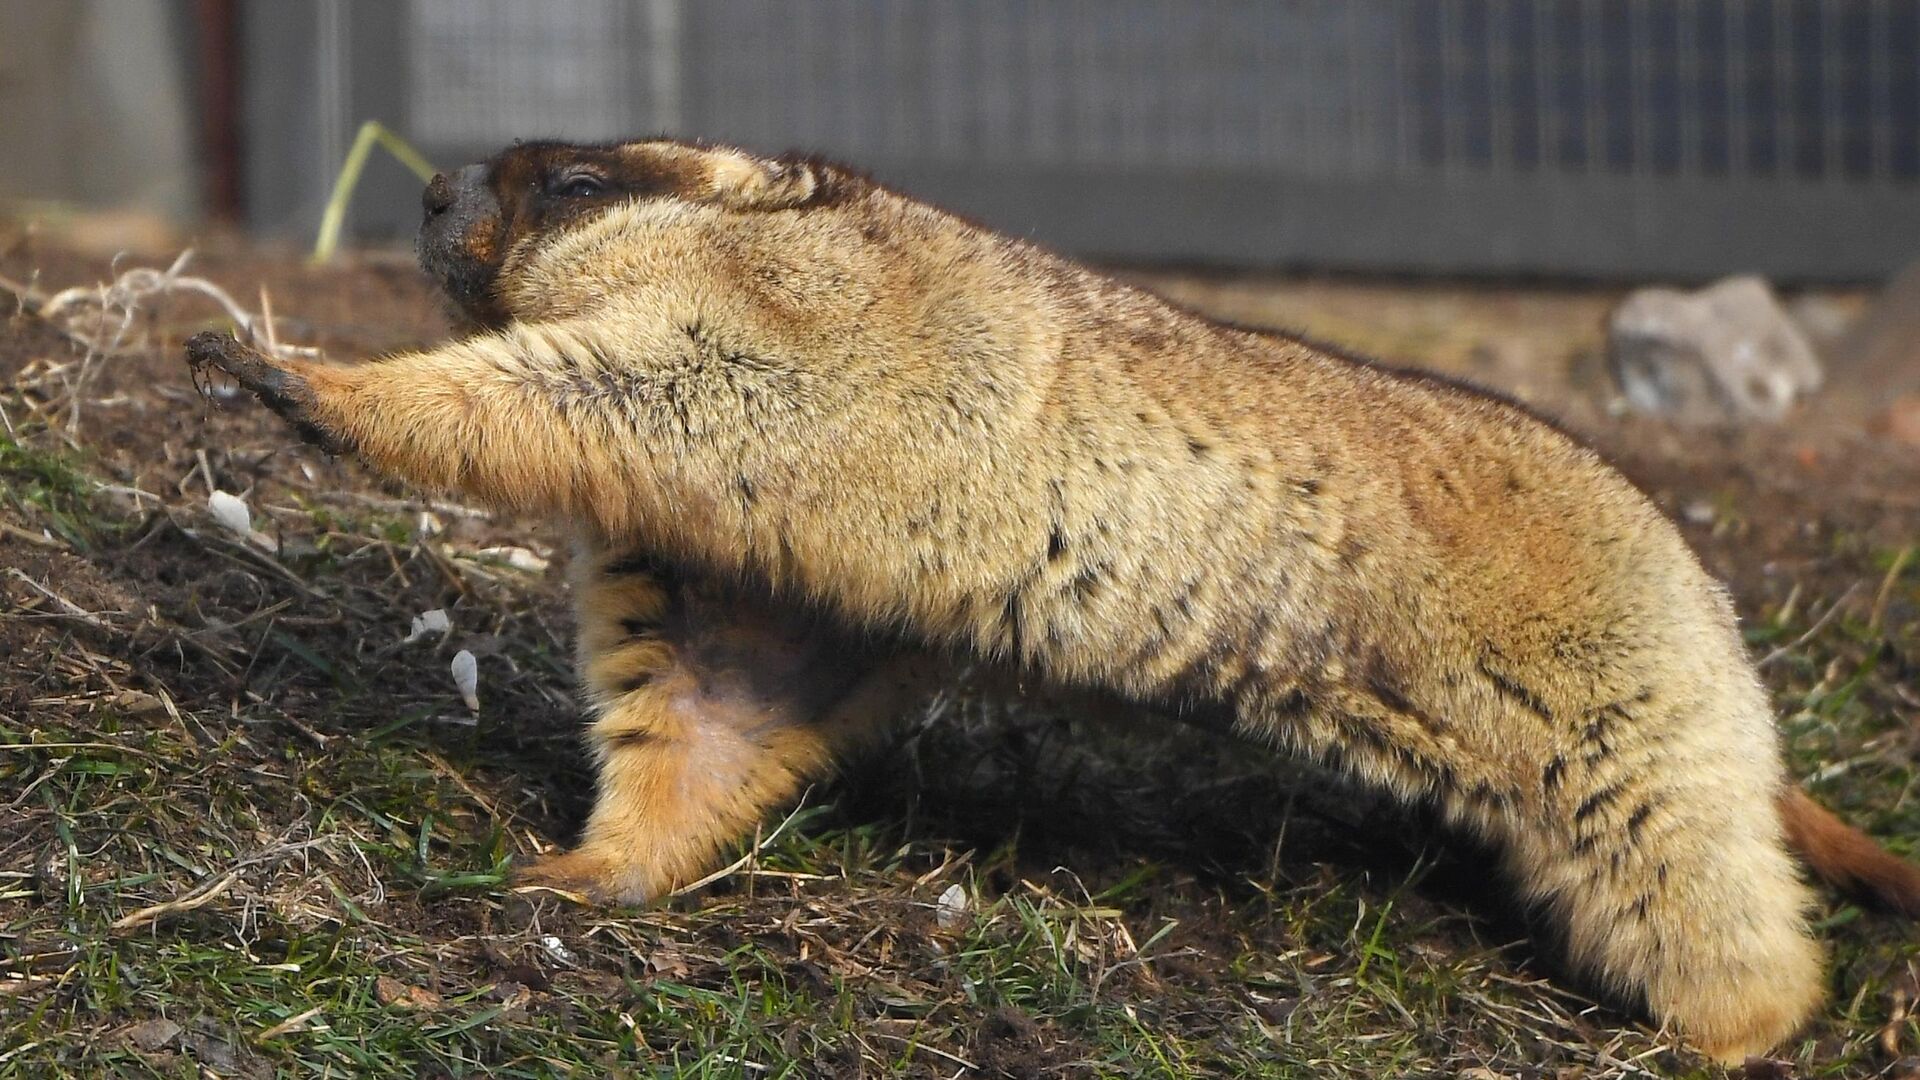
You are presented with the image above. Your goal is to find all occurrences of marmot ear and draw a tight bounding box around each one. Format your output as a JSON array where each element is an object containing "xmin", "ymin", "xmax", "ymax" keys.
[{"xmin": 703, "ymin": 151, "xmax": 829, "ymax": 211}]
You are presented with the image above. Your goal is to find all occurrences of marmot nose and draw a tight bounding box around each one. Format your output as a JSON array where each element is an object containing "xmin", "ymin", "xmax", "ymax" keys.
[{"xmin": 423, "ymin": 173, "xmax": 455, "ymax": 216}]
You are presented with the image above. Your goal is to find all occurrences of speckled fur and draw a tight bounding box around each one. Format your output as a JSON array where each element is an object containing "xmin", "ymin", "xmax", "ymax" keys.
[{"xmin": 184, "ymin": 138, "xmax": 1920, "ymax": 1062}]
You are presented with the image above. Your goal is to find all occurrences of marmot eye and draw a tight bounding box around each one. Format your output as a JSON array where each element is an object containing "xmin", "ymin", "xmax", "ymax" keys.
[{"xmin": 554, "ymin": 174, "xmax": 605, "ymax": 199}]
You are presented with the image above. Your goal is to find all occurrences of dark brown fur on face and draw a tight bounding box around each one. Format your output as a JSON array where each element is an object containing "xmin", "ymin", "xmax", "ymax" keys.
[
  {"xmin": 418, "ymin": 139, "xmax": 846, "ymax": 328},
  {"xmin": 186, "ymin": 136, "xmax": 1920, "ymax": 1064}
]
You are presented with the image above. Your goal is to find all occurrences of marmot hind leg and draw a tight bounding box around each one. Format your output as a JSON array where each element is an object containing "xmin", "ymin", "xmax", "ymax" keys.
[
  {"xmin": 518, "ymin": 545, "xmax": 941, "ymax": 903},
  {"xmin": 1493, "ymin": 745, "xmax": 1823, "ymax": 1062},
  {"xmin": 1309, "ymin": 673, "xmax": 1824, "ymax": 1062}
]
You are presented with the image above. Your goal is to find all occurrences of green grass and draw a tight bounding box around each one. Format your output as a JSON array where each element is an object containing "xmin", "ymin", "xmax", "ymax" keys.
[
  {"xmin": 0, "ymin": 428, "xmax": 111, "ymax": 550},
  {"xmin": 0, "ymin": 700, "xmax": 1697, "ymax": 1080},
  {"xmin": 0, "ymin": 686, "xmax": 1667, "ymax": 1078}
]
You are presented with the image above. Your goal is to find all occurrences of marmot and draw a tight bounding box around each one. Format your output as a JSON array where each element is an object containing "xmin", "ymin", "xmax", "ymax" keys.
[{"xmin": 184, "ymin": 137, "xmax": 1920, "ymax": 1062}]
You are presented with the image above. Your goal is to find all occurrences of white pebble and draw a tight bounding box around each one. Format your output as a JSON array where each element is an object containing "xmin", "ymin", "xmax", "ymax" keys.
[
  {"xmin": 208, "ymin": 490, "xmax": 252, "ymax": 536},
  {"xmin": 476, "ymin": 546, "xmax": 551, "ymax": 573},
  {"xmin": 936, "ymin": 882, "xmax": 969, "ymax": 929},
  {"xmin": 403, "ymin": 608, "xmax": 451, "ymax": 644},
  {"xmin": 208, "ymin": 489, "xmax": 276, "ymax": 551},
  {"xmin": 451, "ymin": 649, "xmax": 479, "ymax": 712},
  {"xmin": 538, "ymin": 934, "xmax": 578, "ymax": 966}
]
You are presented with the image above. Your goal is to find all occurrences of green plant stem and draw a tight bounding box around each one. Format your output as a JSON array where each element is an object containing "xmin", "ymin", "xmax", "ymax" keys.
[{"xmin": 311, "ymin": 121, "xmax": 437, "ymax": 265}]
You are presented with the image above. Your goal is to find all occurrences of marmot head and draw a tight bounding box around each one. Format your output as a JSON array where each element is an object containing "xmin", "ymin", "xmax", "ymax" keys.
[{"xmin": 417, "ymin": 138, "xmax": 853, "ymax": 328}]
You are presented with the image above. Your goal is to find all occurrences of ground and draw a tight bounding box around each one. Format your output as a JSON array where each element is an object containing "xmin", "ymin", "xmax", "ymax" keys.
[{"xmin": 1, "ymin": 227, "xmax": 1917, "ymax": 1080}]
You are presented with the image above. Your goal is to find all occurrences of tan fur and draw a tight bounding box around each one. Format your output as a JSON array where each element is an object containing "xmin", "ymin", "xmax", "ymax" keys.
[
  {"xmin": 183, "ymin": 137, "xmax": 1920, "ymax": 1063},
  {"xmin": 518, "ymin": 540, "xmax": 912, "ymax": 901}
]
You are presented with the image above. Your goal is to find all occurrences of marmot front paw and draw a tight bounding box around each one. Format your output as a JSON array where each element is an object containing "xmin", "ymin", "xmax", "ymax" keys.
[{"xmin": 184, "ymin": 331, "xmax": 355, "ymax": 455}]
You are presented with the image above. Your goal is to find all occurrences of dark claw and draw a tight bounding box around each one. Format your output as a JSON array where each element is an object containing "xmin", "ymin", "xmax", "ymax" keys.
[
  {"xmin": 183, "ymin": 331, "xmax": 354, "ymax": 456},
  {"xmin": 184, "ymin": 331, "xmax": 290, "ymax": 402}
]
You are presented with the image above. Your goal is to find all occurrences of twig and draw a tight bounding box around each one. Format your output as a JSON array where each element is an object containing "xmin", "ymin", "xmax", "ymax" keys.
[
  {"xmin": 1, "ymin": 250, "xmax": 322, "ymax": 433},
  {"xmin": 256, "ymin": 1005, "xmax": 327, "ymax": 1041},
  {"xmin": 36, "ymin": 250, "xmax": 319, "ymax": 362},
  {"xmin": 4, "ymin": 568, "xmax": 112, "ymax": 628},
  {"xmin": 418, "ymin": 748, "xmax": 519, "ymax": 828},
  {"xmin": 1756, "ymin": 582, "xmax": 1862, "ymax": 670},
  {"xmin": 0, "ymin": 269, "xmax": 42, "ymax": 314},
  {"xmin": 864, "ymin": 1032, "xmax": 978, "ymax": 1072},
  {"xmin": 108, "ymin": 869, "xmax": 245, "ymax": 935},
  {"xmin": 0, "ymin": 521, "xmax": 64, "ymax": 549},
  {"xmin": 1870, "ymin": 545, "xmax": 1914, "ymax": 633},
  {"xmin": 313, "ymin": 489, "xmax": 494, "ymax": 521},
  {"xmin": 108, "ymin": 836, "xmax": 330, "ymax": 936},
  {"xmin": 0, "ymin": 741, "xmax": 161, "ymax": 760},
  {"xmin": 669, "ymin": 793, "xmax": 815, "ymax": 897}
]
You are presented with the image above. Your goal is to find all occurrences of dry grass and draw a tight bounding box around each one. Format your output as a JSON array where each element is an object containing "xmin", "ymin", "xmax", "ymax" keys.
[{"xmin": 1, "ymin": 243, "xmax": 1917, "ymax": 1078}]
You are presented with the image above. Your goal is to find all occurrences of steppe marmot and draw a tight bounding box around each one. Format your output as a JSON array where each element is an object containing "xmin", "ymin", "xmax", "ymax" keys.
[{"xmin": 185, "ymin": 137, "xmax": 1920, "ymax": 1062}]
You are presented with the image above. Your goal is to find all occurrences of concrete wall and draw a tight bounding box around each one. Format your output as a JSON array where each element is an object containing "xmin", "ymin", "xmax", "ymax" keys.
[{"xmin": 0, "ymin": 1, "xmax": 199, "ymax": 222}]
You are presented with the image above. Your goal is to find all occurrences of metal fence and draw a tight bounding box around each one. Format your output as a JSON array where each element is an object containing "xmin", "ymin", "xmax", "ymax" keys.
[{"xmin": 246, "ymin": 0, "xmax": 1920, "ymax": 281}]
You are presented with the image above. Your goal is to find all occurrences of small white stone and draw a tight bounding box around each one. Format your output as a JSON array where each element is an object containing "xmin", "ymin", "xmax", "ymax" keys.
[
  {"xmin": 208, "ymin": 490, "xmax": 252, "ymax": 536},
  {"xmin": 403, "ymin": 609, "xmax": 451, "ymax": 644},
  {"xmin": 476, "ymin": 546, "xmax": 551, "ymax": 573},
  {"xmin": 538, "ymin": 934, "xmax": 578, "ymax": 966},
  {"xmin": 451, "ymin": 650, "xmax": 479, "ymax": 712},
  {"xmin": 935, "ymin": 882, "xmax": 969, "ymax": 929}
]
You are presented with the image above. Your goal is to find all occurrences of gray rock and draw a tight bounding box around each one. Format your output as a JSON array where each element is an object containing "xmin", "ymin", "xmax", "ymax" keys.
[
  {"xmin": 1608, "ymin": 275, "xmax": 1823, "ymax": 423},
  {"xmin": 1785, "ymin": 293, "xmax": 1858, "ymax": 350}
]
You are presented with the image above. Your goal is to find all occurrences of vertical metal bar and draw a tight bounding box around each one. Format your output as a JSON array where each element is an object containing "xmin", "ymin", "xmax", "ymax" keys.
[
  {"xmin": 1773, "ymin": 0, "xmax": 1794, "ymax": 175},
  {"xmin": 936, "ymin": 3, "xmax": 959, "ymax": 160},
  {"xmin": 1292, "ymin": 2, "xmax": 1310, "ymax": 175},
  {"xmin": 195, "ymin": 0, "xmax": 243, "ymax": 220},
  {"xmin": 989, "ymin": 0, "xmax": 1006, "ymax": 160},
  {"xmin": 1345, "ymin": 0, "xmax": 1365, "ymax": 175},
  {"xmin": 883, "ymin": 0, "xmax": 909, "ymax": 158},
  {"xmin": 1677, "ymin": 0, "xmax": 1701, "ymax": 176},
  {"xmin": 1583, "ymin": 0, "xmax": 1603, "ymax": 172},
  {"xmin": 1823, "ymin": 0, "xmax": 1842, "ymax": 181},
  {"xmin": 1072, "ymin": 0, "xmax": 1094, "ymax": 166},
  {"xmin": 644, "ymin": 0, "xmax": 683, "ymax": 136},
  {"xmin": 1040, "ymin": 0, "xmax": 1056, "ymax": 165},
  {"xmin": 1728, "ymin": 0, "xmax": 1747, "ymax": 174},
  {"xmin": 1629, "ymin": 0, "xmax": 1650, "ymax": 175},
  {"xmin": 1393, "ymin": 0, "xmax": 1414, "ymax": 172},
  {"xmin": 316, "ymin": 0, "xmax": 346, "ymax": 190},
  {"xmin": 1535, "ymin": 0, "xmax": 1553, "ymax": 170},
  {"xmin": 792, "ymin": 3, "xmax": 814, "ymax": 146},
  {"xmin": 1440, "ymin": 0, "xmax": 1458, "ymax": 171},
  {"xmin": 1871, "ymin": 0, "xmax": 1891, "ymax": 181},
  {"xmin": 1489, "ymin": 0, "xmax": 1512, "ymax": 169}
]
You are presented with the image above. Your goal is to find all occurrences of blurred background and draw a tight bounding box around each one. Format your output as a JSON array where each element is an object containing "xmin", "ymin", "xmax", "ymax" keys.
[{"xmin": 6, "ymin": 0, "xmax": 1920, "ymax": 280}]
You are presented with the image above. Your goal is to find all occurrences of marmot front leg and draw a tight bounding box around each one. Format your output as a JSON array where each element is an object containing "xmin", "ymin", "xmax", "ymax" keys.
[
  {"xmin": 185, "ymin": 323, "xmax": 663, "ymax": 523},
  {"xmin": 186, "ymin": 332, "xmax": 943, "ymax": 903},
  {"xmin": 520, "ymin": 545, "xmax": 944, "ymax": 903}
]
